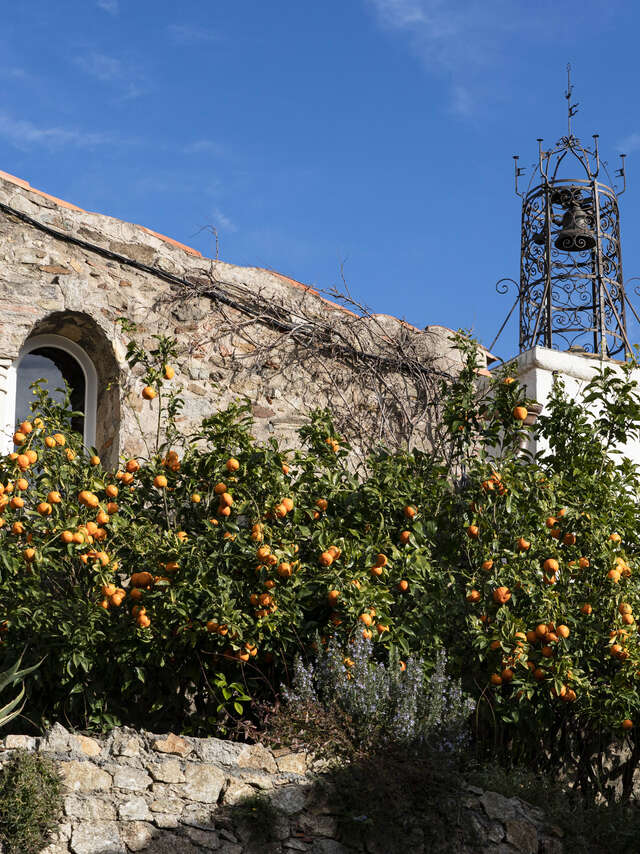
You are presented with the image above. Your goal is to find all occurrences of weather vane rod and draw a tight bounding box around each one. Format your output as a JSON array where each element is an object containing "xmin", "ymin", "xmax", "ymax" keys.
[{"xmin": 565, "ymin": 62, "xmax": 579, "ymax": 137}]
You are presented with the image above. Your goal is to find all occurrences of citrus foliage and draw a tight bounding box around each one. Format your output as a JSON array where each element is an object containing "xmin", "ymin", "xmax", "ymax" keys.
[{"xmin": 3, "ymin": 329, "xmax": 640, "ymax": 800}]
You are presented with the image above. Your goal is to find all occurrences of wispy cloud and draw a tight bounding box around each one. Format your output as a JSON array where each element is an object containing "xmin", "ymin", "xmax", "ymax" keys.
[
  {"xmin": 167, "ymin": 24, "xmax": 218, "ymax": 45},
  {"xmin": 0, "ymin": 112, "xmax": 116, "ymax": 150},
  {"xmin": 76, "ymin": 52, "xmax": 123, "ymax": 82},
  {"xmin": 182, "ymin": 139, "xmax": 226, "ymax": 156},
  {"xmin": 617, "ymin": 133, "xmax": 640, "ymax": 154},
  {"xmin": 365, "ymin": 0, "xmax": 524, "ymax": 116},
  {"xmin": 211, "ymin": 208, "xmax": 237, "ymax": 233},
  {"xmin": 96, "ymin": 0, "xmax": 118, "ymax": 14},
  {"xmin": 74, "ymin": 51, "xmax": 147, "ymax": 100}
]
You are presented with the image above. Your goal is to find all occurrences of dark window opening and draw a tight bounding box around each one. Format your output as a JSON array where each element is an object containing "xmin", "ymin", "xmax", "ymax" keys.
[{"xmin": 16, "ymin": 347, "xmax": 85, "ymax": 435}]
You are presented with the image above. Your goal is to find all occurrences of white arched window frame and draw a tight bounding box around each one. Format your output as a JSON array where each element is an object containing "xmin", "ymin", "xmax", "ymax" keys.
[{"xmin": 1, "ymin": 334, "xmax": 97, "ymax": 454}]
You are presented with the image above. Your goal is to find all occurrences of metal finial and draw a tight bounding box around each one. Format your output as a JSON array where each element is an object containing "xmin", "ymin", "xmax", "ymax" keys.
[{"xmin": 565, "ymin": 63, "xmax": 579, "ymax": 136}]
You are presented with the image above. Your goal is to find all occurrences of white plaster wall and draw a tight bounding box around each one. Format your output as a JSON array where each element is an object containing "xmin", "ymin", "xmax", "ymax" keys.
[{"xmin": 512, "ymin": 346, "xmax": 640, "ymax": 465}]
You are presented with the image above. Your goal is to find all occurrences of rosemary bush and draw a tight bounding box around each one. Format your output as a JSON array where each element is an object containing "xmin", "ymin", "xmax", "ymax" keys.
[{"xmin": 278, "ymin": 636, "xmax": 473, "ymax": 756}]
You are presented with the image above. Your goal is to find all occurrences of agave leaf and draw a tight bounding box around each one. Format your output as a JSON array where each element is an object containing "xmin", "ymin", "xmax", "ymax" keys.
[
  {"xmin": 0, "ymin": 682, "xmax": 26, "ymax": 728},
  {"xmin": 0, "ymin": 654, "xmax": 43, "ymax": 695}
]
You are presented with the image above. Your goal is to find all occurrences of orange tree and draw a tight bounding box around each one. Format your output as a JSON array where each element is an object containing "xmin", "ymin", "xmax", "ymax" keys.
[
  {"xmin": 0, "ymin": 336, "xmax": 456, "ymax": 733},
  {"xmin": 442, "ymin": 339, "xmax": 640, "ymax": 801}
]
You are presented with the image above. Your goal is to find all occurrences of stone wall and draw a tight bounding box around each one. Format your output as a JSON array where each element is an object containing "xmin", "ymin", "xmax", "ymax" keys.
[
  {"xmin": 0, "ymin": 170, "xmax": 492, "ymax": 465},
  {"xmin": 0, "ymin": 725, "xmax": 562, "ymax": 854}
]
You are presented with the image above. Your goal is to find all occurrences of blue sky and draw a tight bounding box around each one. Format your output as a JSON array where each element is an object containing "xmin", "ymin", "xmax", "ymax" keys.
[{"xmin": 1, "ymin": 0, "xmax": 640, "ymax": 358}]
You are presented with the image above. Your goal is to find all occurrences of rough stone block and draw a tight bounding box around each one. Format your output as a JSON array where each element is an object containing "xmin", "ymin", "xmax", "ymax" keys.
[
  {"xmin": 113, "ymin": 766, "xmax": 152, "ymax": 790},
  {"xmin": 152, "ymin": 732, "xmax": 192, "ymax": 757},
  {"xmin": 72, "ymin": 735, "xmax": 102, "ymax": 758},
  {"xmin": 271, "ymin": 785, "xmax": 307, "ymax": 815},
  {"xmin": 119, "ymin": 821, "xmax": 155, "ymax": 852},
  {"xmin": 183, "ymin": 762, "xmax": 225, "ymax": 803},
  {"xmin": 185, "ymin": 826, "xmax": 220, "ymax": 849},
  {"xmin": 237, "ymin": 743, "xmax": 278, "ymax": 773},
  {"xmin": 147, "ymin": 758, "xmax": 185, "ymax": 783},
  {"xmin": 118, "ymin": 796, "xmax": 152, "ymax": 821},
  {"xmin": 276, "ymin": 752, "xmax": 308, "ymax": 775},
  {"xmin": 60, "ymin": 761, "xmax": 112, "ymax": 793},
  {"xmin": 64, "ymin": 794, "xmax": 117, "ymax": 820},
  {"xmin": 70, "ymin": 821, "xmax": 125, "ymax": 854},
  {"xmin": 505, "ymin": 818, "xmax": 538, "ymax": 854},
  {"xmin": 4, "ymin": 734, "xmax": 36, "ymax": 750}
]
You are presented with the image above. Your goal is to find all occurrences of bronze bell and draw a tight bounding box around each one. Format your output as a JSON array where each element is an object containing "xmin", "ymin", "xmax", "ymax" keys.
[{"xmin": 554, "ymin": 201, "xmax": 596, "ymax": 252}]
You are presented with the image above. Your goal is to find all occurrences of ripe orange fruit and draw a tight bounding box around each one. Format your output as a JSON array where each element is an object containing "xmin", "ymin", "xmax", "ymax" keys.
[
  {"xmin": 11, "ymin": 522, "xmax": 24, "ymax": 535},
  {"xmin": 578, "ymin": 557, "xmax": 590, "ymax": 568},
  {"xmin": 563, "ymin": 532, "xmax": 576, "ymax": 546},
  {"xmin": 398, "ymin": 530, "xmax": 411, "ymax": 545},
  {"xmin": 131, "ymin": 571, "xmax": 154, "ymax": 588},
  {"xmin": 37, "ymin": 502, "xmax": 52, "ymax": 516},
  {"xmin": 277, "ymin": 562, "xmax": 293, "ymax": 578},
  {"xmin": 580, "ymin": 603, "xmax": 593, "ymax": 615},
  {"xmin": 60, "ymin": 531, "xmax": 74, "ymax": 544},
  {"xmin": 490, "ymin": 673, "xmax": 503, "ymax": 686},
  {"xmin": 467, "ymin": 525, "xmax": 479, "ymax": 539},
  {"xmin": 557, "ymin": 625, "xmax": 570, "ymax": 638},
  {"xmin": 125, "ymin": 459, "xmax": 140, "ymax": 474},
  {"xmin": 541, "ymin": 646, "xmax": 553, "ymax": 658},
  {"xmin": 19, "ymin": 421, "xmax": 33, "ymax": 434},
  {"xmin": 359, "ymin": 613, "xmax": 373, "ymax": 626},
  {"xmin": 619, "ymin": 603, "xmax": 633, "ymax": 615},
  {"xmin": 404, "ymin": 505, "xmax": 417, "ymax": 519},
  {"xmin": 137, "ymin": 614, "xmax": 151, "ymax": 628},
  {"xmin": 501, "ymin": 668, "xmax": 514, "ymax": 682},
  {"xmin": 282, "ymin": 463, "xmax": 290, "ymax": 475},
  {"xmin": 466, "ymin": 590, "xmax": 481, "ymax": 603},
  {"xmin": 282, "ymin": 497, "xmax": 294, "ymax": 512},
  {"xmin": 220, "ymin": 492, "xmax": 234, "ymax": 508},
  {"xmin": 163, "ymin": 365, "xmax": 175, "ymax": 380},
  {"xmin": 622, "ymin": 719, "xmax": 633, "ymax": 730},
  {"xmin": 226, "ymin": 458, "xmax": 240, "ymax": 473},
  {"xmin": 53, "ymin": 433, "xmax": 65, "ymax": 446},
  {"xmin": 526, "ymin": 630, "xmax": 537, "ymax": 643},
  {"xmin": 517, "ymin": 538, "xmax": 530, "ymax": 551},
  {"xmin": 316, "ymin": 499, "xmax": 328, "ymax": 512},
  {"xmin": 176, "ymin": 531, "xmax": 188, "ymax": 541},
  {"xmin": 319, "ymin": 551, "xmax": 334, "ymax": 567},
  {"xmin": 543, "ymin": 558, "xmax": 559, "ymax": 573},
  {"xmin": 141, "ymin": 386, "xmax": 156, "ymax": 400},
  {"xmin": 153, "ymin": 475, "xmax": 168, "ymax": 489},
  {"xmin": 493, "ymin": 587, "xmax": 511, "ymax": 605},
  {"xmin": 9, "ymin": 496, "xmax": 24, "ymax": 510},
  {"xmin": 12, "ymin": 432, "xmax": 26, "ymax": 445},
  {"xmin": 397, "ymin": 580, "xmax": 409, "ymax": 592},
  {"xmin": 44, "ymin": 436, "xmax": 56, "ymax": 448},
  {"xmin": 23, "ymin": 548, "xmax": 35, "ymax": 561},
  {"xmin": 610, "ymin": 532, "xmax": 622, "ymax": 543},
  {"xmin": 47, "ymin": 491, "xmax": 62, "ymax": 504},
  {"xmin": 607, "ymin": 569, "xmax": 621, "ymax": 583},
  {"xmin": 15, "ymin": 478, "xmax": 28, "ymax": 491},
  {"xmin": 481, "ymin": 559, "xmax": 494, "ymax": 571},
  {"xmin": 512, "ymin": 405, "xmax": 528, "ymax": 421},
  {"xmin": 190, "ymin": 493, "xmax": 201, "ymax": 504},
  {"xmin": 25, "ymin": 450, "xmax": 37, "ymax": 464},
  {"xmin": 16, "ymin": 455, "xmax": 30, "ymax": 470}
]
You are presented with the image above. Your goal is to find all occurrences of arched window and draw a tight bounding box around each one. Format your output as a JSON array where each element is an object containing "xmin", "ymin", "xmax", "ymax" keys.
[{"xmin": 3, "ymin": 334, "xmax": 97, "ymax": 451}]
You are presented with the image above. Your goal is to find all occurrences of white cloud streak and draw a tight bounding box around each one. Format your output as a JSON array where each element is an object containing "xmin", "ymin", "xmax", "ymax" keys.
[
  {"xmin": 167, "ymin": 24, "xmax": 218, "ymax": 45},
  {"xmin": 97, "ymin": 0, "xmax": 119, "ymax": 14},
  {"xmin": 0, "ymin": 112, "xmax": 116, "ymax": 150},
  {"xmin": 365, "ymin": 0, "xmax": 524, "ymax": 115}
]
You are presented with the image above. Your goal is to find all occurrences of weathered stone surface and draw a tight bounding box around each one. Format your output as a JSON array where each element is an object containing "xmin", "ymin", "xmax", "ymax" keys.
[
  {"xmin": 150, "ymin": 796, "xmax": 183, "ymax": 814},
  {"xmin": 153, "ymin": 732, "xmax": 192, "ymax": 757},
  {"xmin": 237, "ymin": 743, "xmax": 278, "ymax": 773},
  {"xmin": 118, "ymin": 796, "xmax": 152, "ymax": 821},
  {"xmin": 65, "ymin": 794, "xmax": 117, "ymax": 820},
  {"xmin": 311, "ymin": 841, "xmax": 349, "ymax": 854},
  {"xmin": 148, "ymin": 758, "xmax": 185, "ymax": 783},
  {"xmin": 72, "ymin": 735, "xmax": 102, "ymax": 757},
  {"xmin": 183, "ymin": 762, "xmax": 226, "ymax": 803},
  {"xmin": 271, "ymin": 785, "xmax": 307, "ymax": 815},
  {"xmin": 40, "ymin": 722, "xmax": 72, "ymax": 753},
  {"xmin": 60, "ymin": 761, "xmax": 112, "ymax": 792},
  {"xmin": 276, "ymin": 752, "xmax": 308, "ymax": 775},
  {"xmin": 119, "ymin": 821, "xmax": 154, "ymax": 852},
  {"xmin": 185, "ymin": 826, "xmax": 221, "ymax": 849},
  {"xmin": 4, "ymin": 734, "xmax": 36, "ymax": 750},
  {"xmin": 153, "ymin": 813, "xmax": 180, "ymax": 828},
  {"xmin": 505, "ymin": 819, "xmax": 538, "ymax": 854},
  {"xmin": 223, "ymin": 780, "xmax": 256, "ymax": 805},
  {"xmin": 480, "ymin": 790, "xmax": 520, "ymax": 823},
  {"xmin": 70, "ymin": 821, "xmax": 125, "ymax": 854},
  {"xmin": 111, "ymin": 730, "xmax": 141, "ymax": 757},
  {"xmin": 113, "ymin": 766, "xmax": 152, "ymax": 790},
  {"xmin": 194, "ymin": 738, "xmax": 244, "ymax": 766}
]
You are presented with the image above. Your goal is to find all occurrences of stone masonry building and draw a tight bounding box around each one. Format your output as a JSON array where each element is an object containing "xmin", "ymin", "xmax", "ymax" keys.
[{"xmin": 0, "ymin": 170, "xmax": 494, "ymax": 466}]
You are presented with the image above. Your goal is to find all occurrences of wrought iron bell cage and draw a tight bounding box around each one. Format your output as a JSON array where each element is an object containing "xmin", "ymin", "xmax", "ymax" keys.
[{"xmin": 514, "ymin": 131, "xmax": 630, "ymax": 359}]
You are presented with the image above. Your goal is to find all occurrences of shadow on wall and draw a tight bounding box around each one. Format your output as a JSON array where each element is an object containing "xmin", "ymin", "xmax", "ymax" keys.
[{"xmin": 50, "ymin": 749, "xmax": 564, "ymax": 854}]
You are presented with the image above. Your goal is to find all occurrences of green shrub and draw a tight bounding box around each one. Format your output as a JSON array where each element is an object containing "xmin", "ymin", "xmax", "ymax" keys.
[{"xmin": 0, "ymin": 751, "xmax": 62, "ymax": 854}]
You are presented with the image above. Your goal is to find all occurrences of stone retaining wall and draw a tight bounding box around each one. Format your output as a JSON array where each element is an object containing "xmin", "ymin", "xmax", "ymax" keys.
[{"xmin": 0, "ymin": 725, "xmax": 563, "ymax": 854}]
